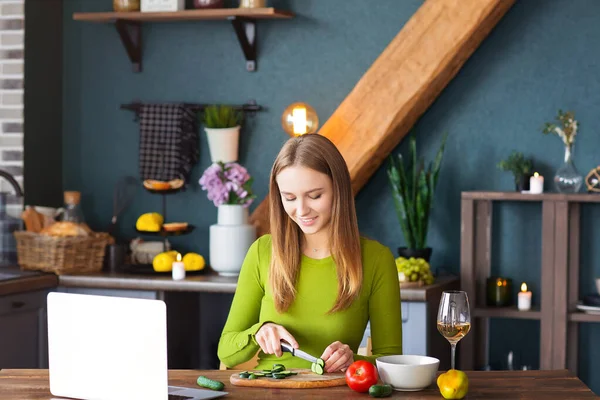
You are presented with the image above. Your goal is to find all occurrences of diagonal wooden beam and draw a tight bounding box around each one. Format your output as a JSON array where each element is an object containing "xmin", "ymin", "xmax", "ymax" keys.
[{"xmin": 250, "ymin": 0, "xmax": 516, "ymax": 235}]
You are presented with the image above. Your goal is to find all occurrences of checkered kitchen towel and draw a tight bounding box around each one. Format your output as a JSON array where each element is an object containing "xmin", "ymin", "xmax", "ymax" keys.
[{"xmin": 139, "ymin": 104, "xmax": 199, "ymax": 183}]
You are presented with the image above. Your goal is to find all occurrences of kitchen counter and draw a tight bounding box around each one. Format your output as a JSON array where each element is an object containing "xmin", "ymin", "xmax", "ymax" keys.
[
  {"xmin": 0, "ymin": 267, "xmax": 58, "ymax": 297},
  {"xmin": 57, "ymin": 269, "xmax": 458, "ymax": 300},
  {"xmin": 58, "ymin": 270, "xmax": 239, "ymax": 293},
  {"xmin": 0, "ymin": 369, "xmax": 596, "ymax": 399}
]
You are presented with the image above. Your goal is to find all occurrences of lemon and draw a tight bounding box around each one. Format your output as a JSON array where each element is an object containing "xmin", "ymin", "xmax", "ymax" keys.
[
  {"xmin": 152, "ymin": 251, "xmax": 177, "ymax": 272},
  {"xmin": 183, "ymin": 253, "xmax": 205, "ymax": 271},
  {"xmin": 136, "ymin": 213, "xmax": 164, "ymax": 232}
]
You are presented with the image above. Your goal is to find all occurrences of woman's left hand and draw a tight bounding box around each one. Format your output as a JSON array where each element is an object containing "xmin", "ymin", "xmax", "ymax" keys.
[{"xmin": 320, "ymin": 341, "xmax": 354, "ymax": 373}]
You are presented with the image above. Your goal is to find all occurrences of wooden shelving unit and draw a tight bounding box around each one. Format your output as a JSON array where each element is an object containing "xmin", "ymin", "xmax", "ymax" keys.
[
  {"xmin": 459, "ymin": 191, "xmax": 600, "ymax": 373},
  {"xmin": 72, "ymin": 8, "xmax": 294, "ymax": 72},
  {"xmin": 473, "ymin": 307, "xmax": 542, "ymax": 320}
]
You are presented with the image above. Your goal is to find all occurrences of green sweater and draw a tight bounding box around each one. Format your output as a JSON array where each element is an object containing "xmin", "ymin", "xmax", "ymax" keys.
[{"xmin": 217, "ymin": 234, "xmax": 403, "ymax": 369}]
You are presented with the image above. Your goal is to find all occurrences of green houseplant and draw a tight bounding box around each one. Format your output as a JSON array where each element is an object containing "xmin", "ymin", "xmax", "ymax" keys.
[
  {"xmin": 497, "ymin": 151, "xmax": 533, "ymax": 192},
  {"xmin": 387, "ymin": 133, "xmax": 447, "ymax": 261},
  {"xmin": 202, "ymin": 105, "xmax": 244, "ymax": 129},
  {"xmin": 201, "ymin": 105, "xmax": 244, "ymax": 163}
]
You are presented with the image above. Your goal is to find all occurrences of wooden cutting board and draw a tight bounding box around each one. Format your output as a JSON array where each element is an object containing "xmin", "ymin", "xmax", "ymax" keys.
[{"xmin": 230, "ymin": 369, "xmax": 347, "ymax": 389}]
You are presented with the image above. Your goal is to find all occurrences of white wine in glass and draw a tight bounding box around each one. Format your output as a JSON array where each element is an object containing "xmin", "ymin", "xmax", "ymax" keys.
[{"xmin": 437, "ymin": 290, "xmax": 471, "ymax": 370}]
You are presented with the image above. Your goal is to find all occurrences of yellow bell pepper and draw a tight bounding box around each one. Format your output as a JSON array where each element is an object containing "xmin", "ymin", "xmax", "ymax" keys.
[
  {"xmin": 136, "ymin": 213, "xmax": 164, "ymax": 232},
  {"xmin": 437, "ymin": 369, "xmax": 469, "ymax": 399}
]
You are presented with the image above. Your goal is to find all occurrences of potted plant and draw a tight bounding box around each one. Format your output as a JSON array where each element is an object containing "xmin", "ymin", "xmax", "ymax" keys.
[
  {"xmin": 200, "ymin": 105, "xmax": 244, "ymax": 163},
  {"xmin": 386, "ymin": 133, "xmax": 447, "ymax": 262},
  {"xmin": 497, "ymin": 151, "xmax": 534, "ymax": 192},
  {"xmin": 199, "ymin": 161, "xmax": 256, "ymax": 276}
]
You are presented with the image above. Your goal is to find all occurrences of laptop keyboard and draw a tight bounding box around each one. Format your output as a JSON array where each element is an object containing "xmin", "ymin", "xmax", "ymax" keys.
[{"xmin": 168, "ymin": 395, "xmax": 194, "ymax": 400}]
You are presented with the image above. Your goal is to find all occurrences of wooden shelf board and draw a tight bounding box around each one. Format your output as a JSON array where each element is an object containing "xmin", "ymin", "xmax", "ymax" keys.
[
  {"xmin": 461, "ymin": 191, "xmax": 600, "ymax": 202},
  {"xmin": 569, "ymin": 312, "xmax": 600, "ymax": 323},
  {"xmin": 473, "ymin": 306, "xmax": 541, "ymax": 320},
  {"xmin": 73, "ymin": 8, "xmax": 294, "ymax": 23}
]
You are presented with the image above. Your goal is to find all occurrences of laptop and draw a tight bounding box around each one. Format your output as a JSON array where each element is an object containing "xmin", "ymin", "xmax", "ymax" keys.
[{"xmin": 46, "ymin": 292, "xmax": 228, "ymax": 400}]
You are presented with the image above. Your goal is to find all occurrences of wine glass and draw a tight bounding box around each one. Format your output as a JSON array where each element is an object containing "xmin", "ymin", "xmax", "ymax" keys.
[{"xmin": 437, "ymin": 290, "xmax": 471, "ymax": 370}]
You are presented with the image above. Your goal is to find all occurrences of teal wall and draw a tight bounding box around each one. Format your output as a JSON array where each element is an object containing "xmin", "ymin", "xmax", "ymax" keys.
[{"xmin": 62, "ymin": 0, "xmax": 599, "ymax": 393}]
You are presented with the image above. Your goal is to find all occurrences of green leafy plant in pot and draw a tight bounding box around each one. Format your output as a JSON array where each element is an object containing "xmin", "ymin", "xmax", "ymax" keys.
[
  {"xmin": 497, "ymin": 151, "xmax": 533, "ymax": 192},
  {"xmin": 201, "ymin": 105, "xmax": 244, "ymax": 163},
  {"xmin": 387, "ymin": 133, "xmax": 447, "ymax": 262}
]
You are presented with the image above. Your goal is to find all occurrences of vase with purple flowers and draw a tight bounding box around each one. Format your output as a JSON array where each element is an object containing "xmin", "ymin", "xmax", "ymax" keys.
[{"xmin": 199, "ymin": 161, "xmax": 256, "ymax": 276}]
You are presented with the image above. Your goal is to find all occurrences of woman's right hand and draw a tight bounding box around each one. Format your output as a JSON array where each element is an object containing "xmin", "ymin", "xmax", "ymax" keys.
[{"xmin": 255, "ymin": 323, "xmax": 298, "ymax": 357}]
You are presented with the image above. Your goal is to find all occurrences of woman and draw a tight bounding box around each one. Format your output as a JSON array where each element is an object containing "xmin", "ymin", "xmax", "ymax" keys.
[{"xmin": 217, "ymin": 134, "xmax": 402, "ymax": 373}]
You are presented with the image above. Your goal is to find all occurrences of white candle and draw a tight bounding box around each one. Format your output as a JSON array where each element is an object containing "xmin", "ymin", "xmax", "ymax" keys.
[
  {"xmin": 518, "ymin": 282, "xmax": 532, "ymax": 311},
  {"xmin": 529, "ymin": 172, "xmax": 544, "ymax": 194},
  {"xmin": 172, "ymin": 253, "xmax": 186, "ymax": 281}
]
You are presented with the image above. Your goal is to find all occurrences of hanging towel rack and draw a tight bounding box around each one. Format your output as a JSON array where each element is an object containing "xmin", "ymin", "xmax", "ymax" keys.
[{"xmin": 120, "ymin": 100, "xmax": 263, "ymax": 115}]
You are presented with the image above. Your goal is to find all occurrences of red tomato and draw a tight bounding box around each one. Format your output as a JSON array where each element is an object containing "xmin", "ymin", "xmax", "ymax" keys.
[{"xmin": 345, "ymin": 360, "xmax": 378, "ymax": 393}]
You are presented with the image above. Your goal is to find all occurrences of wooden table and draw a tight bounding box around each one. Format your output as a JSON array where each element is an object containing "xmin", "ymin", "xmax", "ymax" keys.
[{"xmin": 0, "ymin": 369, "xmax": 597, "ymax": 399}]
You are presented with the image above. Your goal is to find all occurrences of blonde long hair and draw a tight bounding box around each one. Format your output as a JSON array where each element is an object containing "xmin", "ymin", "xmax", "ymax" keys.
[{"xmin": 268, "ymin": 134, "xmax": 362, "ymax": 314}]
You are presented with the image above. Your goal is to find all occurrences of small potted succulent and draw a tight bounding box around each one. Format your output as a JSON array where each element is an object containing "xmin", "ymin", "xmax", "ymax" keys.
[
  {"xmin": 497, "ymin": 151, "xmax": 534, "ymax": 192},
  {"xmin": 200, "ymin": 105, "xmax": 244, "ymax": 164}
]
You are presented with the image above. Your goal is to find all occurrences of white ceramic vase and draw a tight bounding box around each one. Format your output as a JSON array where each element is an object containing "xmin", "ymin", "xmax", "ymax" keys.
[
  {"xmin": 209, "ymin": 204, "xmax": 256, "ymax": 276},
  {"xmin": 205, "ymin": 126, "xmax": 240, "ymax": 163}
]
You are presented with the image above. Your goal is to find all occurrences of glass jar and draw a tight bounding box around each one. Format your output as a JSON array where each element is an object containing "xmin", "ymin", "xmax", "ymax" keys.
[
  {"xmin": 62, "ymin": 191, "xmax": 85, "ymax": 224},
  {"xmin": 113, "ymin": 0, "xmax": 140, "ymax": 12}
]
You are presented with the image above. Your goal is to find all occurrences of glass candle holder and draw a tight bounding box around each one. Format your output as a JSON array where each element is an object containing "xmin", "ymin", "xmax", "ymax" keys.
[{"xmin": 486, "ymin": 277, "xmax": 512, "ymax": 307}]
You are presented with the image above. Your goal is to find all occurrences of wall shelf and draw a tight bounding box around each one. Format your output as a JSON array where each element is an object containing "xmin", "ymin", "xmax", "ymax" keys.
[
  {"xmin": 459, "ymin": 191, "xmax": 597, "ymax": 374},
  {"xmin": 569, "ymin": 312, "xmax": 600, "ymax": 323},
  {"xmin": 72, "ymin": 8, "xmax": 295, "ymax": 72},
  {"xmin": 473, "ymin": 307, "xmax": 541, "ymax": 320}
]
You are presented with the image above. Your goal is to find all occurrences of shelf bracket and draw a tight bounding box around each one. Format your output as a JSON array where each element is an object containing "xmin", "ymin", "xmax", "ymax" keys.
[
  {"xmin": 229, "ymin": 17, "xmax": 256, "ymax": 72},
  {"xmin": 115, "ymin": 19, "xmax": 142, "ymax": 73}
]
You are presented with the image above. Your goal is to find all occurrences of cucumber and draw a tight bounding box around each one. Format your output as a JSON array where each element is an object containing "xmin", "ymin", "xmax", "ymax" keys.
[
  {"xmin": 317, "ymin": 358, "xmax": 325, "ymax": 367},
  {"xmin": 272, "ymin": 373, "xmax": 288, "ymax": 379},
  {"xmin": 196, "ymin": 376, "xmax": 225, "ymax": 391},
  {"xmin": 238, "ymin": 372, "xmax": 250, "ymax": 379},
  {"xmin": 311, "ymin": 362, "xmax": 324, "ymax": 375},
  {"xmin": 369, "ymin": 384, "xmax": 393, "ymax": 398},
  {"xmin": 248, "ymin": 373, "xmax": 257, "ymax": 380}
]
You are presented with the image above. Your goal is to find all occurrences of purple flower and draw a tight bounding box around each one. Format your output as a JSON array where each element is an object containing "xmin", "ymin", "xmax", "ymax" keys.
[{"xmin": 199, "ymin": 162, "xmax": 256, "ymax": 207}]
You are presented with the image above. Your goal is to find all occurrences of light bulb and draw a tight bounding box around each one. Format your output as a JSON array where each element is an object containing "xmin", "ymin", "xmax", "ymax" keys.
[{"xmin": 281, "ymin": 102, "xmax": 319, "ymax": 137}]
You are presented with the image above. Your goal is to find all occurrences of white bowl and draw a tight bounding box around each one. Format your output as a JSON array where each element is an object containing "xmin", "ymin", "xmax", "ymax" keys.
[{"xmin": 376, "ymin": 355, "xmax": 440, "ymax": 391}]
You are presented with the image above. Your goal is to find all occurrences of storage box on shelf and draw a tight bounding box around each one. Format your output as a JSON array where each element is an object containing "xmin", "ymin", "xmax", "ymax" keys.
[{"xmin": 459, "ymin": 191, "xmax": 600, "ymax": 374}]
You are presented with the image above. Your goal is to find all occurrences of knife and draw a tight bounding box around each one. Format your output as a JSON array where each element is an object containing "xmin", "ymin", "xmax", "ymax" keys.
[{"xmin": 280, "ymin": 342, "xmax": 319, "ymax": 364}]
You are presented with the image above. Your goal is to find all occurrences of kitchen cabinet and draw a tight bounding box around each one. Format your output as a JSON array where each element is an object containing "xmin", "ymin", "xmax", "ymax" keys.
[{"xmin": 0, "ymin": 289, "xmax": 49, "ymax": 368}]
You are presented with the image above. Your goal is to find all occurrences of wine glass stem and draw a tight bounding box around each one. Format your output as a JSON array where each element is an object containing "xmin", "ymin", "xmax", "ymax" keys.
[{"xmin": 451, "ymin": 342, "xmax": 457, "ymax": 370}]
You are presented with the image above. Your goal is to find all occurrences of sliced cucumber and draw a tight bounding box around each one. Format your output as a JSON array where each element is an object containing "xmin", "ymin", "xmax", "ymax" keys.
[
  {"xmin": 272, "ymin": 373, "xmax": 288, "ymax": 379},
  {"xmin": 238, "ymin": 372, "xmax": 250, "ymax": 379},
  {"xmin": 197, "ymin": 376, "xmax": 225, "ymax": 391}
]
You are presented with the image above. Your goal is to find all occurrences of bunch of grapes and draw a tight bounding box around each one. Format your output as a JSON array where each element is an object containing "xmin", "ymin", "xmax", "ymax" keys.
[{"xmin": 395, "ymin": 257, "xmax": 435, "ymax": 285}]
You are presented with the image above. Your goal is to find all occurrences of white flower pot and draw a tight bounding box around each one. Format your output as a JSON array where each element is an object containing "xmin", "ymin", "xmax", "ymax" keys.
[
  {"xmin": 205, "ymin": 126, "xmax": 240, "ymax": 163},
  {"xmin": 209, "ymin": 205, "xmax": 256, "ymax": 276}
]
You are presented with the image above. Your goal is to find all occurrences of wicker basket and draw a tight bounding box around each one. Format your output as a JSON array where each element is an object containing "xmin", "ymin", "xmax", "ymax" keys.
[{"xmin": 14, "ymin": 231, "xmax": 114, "ymax": 275}]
